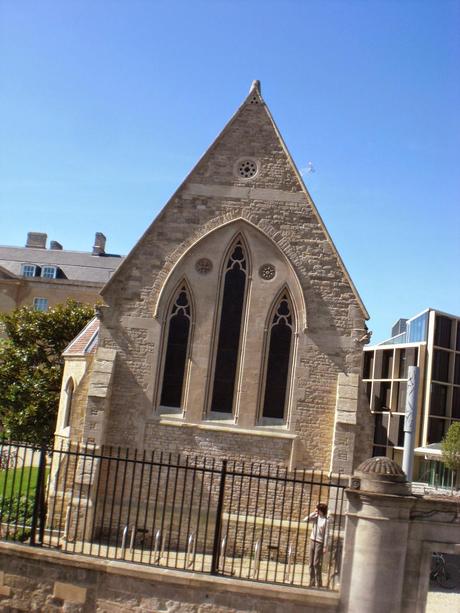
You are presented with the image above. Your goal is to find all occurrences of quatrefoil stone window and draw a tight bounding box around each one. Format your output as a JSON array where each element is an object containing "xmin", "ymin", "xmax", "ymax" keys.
[
  {"xmin": 195, "ymin": 258, "xmax": 213, "ymax": 274},
  {"xmin": 259, "ymin": 263, "xmax": 276, "ymax": 280}
]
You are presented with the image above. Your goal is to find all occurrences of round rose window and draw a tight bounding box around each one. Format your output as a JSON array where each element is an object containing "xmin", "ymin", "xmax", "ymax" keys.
[{"xmin": 237, "ymin": 159, "xmax": 258, "ymax": 179}]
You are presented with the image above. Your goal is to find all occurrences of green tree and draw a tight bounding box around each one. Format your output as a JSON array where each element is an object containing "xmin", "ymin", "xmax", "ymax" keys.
[
  {"xmin": 441, "ymin": 422, "xmax": 460, "ymax": 490},
  {"xmin": 0, "ymin": 300, "xmax": 94, "ymax": 445}
]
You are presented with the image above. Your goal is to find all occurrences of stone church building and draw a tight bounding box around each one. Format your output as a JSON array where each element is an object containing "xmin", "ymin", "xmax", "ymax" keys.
[{"xmin": 56, "ymin": 81, "xmax": 372, "ymax": 474}]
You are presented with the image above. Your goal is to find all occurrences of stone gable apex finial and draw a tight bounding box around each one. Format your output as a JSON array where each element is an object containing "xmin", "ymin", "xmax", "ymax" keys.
[{"xmin": 249, "ymin": 80, "xmax": 261, "ymax": 94}]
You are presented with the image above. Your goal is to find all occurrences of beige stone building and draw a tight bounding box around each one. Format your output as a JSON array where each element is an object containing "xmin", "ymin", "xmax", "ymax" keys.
[
  {"xmin": 0, "ymin": 231, "xmax": 123, "ymax": 314},
  {"xmin": 57, "ymin": 81, "xmax": 372, "ymax": 474}
]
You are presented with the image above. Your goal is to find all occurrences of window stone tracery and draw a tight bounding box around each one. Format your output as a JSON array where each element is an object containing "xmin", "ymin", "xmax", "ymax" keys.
[
  {"xmin": 159, "ymin": 285, "xmax": 191, "ymax": 409},
  {"xmin": 261, "ymin": 293, "xmax": 294, "ymax": 421},
  {"xmin": 210, "ymin": 239, "xmax": 248, "ymax": 414}
]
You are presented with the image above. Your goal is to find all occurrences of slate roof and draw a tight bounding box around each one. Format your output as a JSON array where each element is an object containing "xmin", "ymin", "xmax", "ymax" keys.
[
  {"xmin": 0, "ymin": 246, "xmax": 123, "ymax": 284},
  {"xmin": 63, "ymin": 317, "xmax": 99, "ymax": 356}
]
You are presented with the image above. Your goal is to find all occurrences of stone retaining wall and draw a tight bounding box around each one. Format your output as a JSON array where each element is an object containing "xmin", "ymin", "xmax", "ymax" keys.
[{"xmin": 0, "ymin": 541, "xmax": 338, "ymax": 612}]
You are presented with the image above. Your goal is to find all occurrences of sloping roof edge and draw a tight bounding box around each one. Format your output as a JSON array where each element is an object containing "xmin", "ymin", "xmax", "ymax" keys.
[
  {"xmin": 101, "ymin": 87, "xmax": 258, "ymax": 296},
  {"xmin": 101, "ymin": 82, "xmax": 369, "ymax": 320},
  {"xmin": 63, "ymin": 317, "xmax": 100, "ymax": 356},
  {"xmin": 260, "ymin": 93, "xmax": 369, "ymax": 320},
  {"xmin": 0, "ymin": 264, "xmax": 19, "ymax": 280}
]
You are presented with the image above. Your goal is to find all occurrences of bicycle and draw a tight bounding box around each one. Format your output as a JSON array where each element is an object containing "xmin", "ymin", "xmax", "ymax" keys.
[
  {"xmin": 430, "ymin": 552, "xmax": 460, "ymax": 590},
  {"xmin": 0, "ymin": 446, "xmax": 24, "ymax": 471}
]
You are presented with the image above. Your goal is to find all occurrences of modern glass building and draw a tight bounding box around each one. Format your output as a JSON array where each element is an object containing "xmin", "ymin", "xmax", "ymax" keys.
[{"xmin": 363, "ymin": 308, "xmax": 460, "ymax": 488}]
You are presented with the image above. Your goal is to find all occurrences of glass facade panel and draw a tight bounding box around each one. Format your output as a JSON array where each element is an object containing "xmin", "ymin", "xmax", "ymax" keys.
[
  {"xmin": 398, "ymin": 349, "xmax": 406, "ymax": 378},
  {"xmin": 434, "ymin": 315, "xmax": 452, "ymax": 348},
  {"xmin": 363, "ymin": 351, "xmax": 374, "ymax": 379},
  {"xmin": 366, "ymin": 382, "xmax": 372, "ymax": 403},
  {"xmin": 388, "ymin": 413, "xmax": 401, "ymax": 447},
  {"xmin": 375, "ymin": 382, "xmax": 391, "ymax": 411},
  {"xmin": 391, "ymin": 319, "xmax": 407, "ymax": 337},
  {"xmin": 381, "ymin": 350, "xmax": 393, "ymax": 379},
  {"xmin": 457, "ymin": 322, "xmax": 460, "ymax": 351},
  {"xmin": 427, "ymin": 418, "xmax": 447, "ymax": 444},
  {"xmin": 430, "ymin": 383, "xmax": 448, "ymax": 416},
  {"xmin": 397, "ymin": 414, "xmax": 405, "ymax": 447},
  {"xmin": 408, "ymin": 312, "xmax": 428, "ymax": 343},
  {"xmin": 432, "ymin": 349, "xmax": 450, "ymax": 383},
  {"xmin": 396, "ymin": 382, "xmax": 407, "ymax": 412},
  {"xmin": 380, "ymin": 332, "xmax": 406, "ymax": 345},
  {"xmin": 455, "ymin": 355, "xmax": 460, "ymax": 385},
  {"xmin": 452, "ymin": 388, "xmax": 460, "ymax": 419},
  {"xmin": 418, "ymin": 459, "xmax": 455, "ymax": 488},
  {"xmin": 374, "ymin": 413, "xmax": 388, "ymax": 445}
]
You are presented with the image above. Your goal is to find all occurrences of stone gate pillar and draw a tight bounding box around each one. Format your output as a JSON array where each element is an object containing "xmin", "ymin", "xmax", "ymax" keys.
[{"xmin": 339, "ymin": 457, "xmax": 416, "ymax": 613}]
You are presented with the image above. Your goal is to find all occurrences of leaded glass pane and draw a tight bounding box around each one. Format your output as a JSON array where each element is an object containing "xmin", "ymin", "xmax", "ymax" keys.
[
  {"xmin": 210, "ymin": 242, "xmax": 247, "ymax": 414},
  {"xmin": 262, "ymin": 295, "xmax": 293, "ymax": 419},
  {"xmin": 160, "ymin": 287, "xmax": 191, "ymax": 408}
]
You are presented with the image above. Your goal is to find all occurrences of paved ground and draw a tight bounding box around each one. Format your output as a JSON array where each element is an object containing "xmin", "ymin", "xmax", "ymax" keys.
[
  {"xmin": 426, "ymin": 585, "xmax": 460, "ymax": 612},
  {"xmin": 426, "ymin": 554, "xmax": 460, "ymax": 613}
]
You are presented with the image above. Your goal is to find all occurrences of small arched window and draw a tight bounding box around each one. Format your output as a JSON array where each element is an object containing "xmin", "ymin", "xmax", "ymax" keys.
[
  {"xmin": 210, "ymin": 239, "xmax": 248, "ymax": 414},
  {"xmin": 261, "ymin": 293, "xmax": 294, "ymax": 420},
  {"xmin": 160, "ymin": 286, "xmax": 191, "ymax": 409},
  {"xmin": 63, "ymin": 378, "xmax": 74, "ymax": 428}
]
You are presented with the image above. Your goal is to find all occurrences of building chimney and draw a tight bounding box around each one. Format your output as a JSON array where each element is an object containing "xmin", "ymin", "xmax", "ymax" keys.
[
  {"xmin": 26, "ymin": 232, "xmax": 47, "ymax": 249},
  {"xmin": 92, "ymin": 232, "xmax": 106, "ymax": 256},
  {"xmin": 50, "ymin": 240, "xmax": 63, "ymax": 250}
]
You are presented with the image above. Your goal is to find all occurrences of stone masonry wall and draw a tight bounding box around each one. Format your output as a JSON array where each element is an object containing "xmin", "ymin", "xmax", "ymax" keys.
[
  {"xmin": 143, "ymin": 422, "xmax": 295, "ymax": 465},
  {"xmin": 0, "ymin": 542, "xmax": 338, "ymax": 613},
  {"xmin": 86, "ymin": 86, "xmax": 370, "ymax": 473}
]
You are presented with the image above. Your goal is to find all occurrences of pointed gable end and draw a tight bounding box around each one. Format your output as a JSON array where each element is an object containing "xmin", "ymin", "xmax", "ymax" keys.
[{"xmin": 102, "ymin": 81, "xmax": 368, "ymax": 322}]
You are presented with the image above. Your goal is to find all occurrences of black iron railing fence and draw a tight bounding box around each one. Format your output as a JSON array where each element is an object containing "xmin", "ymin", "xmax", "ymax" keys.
[{"xmin": 0, "ymin": 440, "xmax": 347, "ymax": 590}]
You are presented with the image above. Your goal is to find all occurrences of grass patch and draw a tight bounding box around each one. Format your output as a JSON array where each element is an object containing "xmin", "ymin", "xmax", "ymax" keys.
[
  {"xmin": 0, "ymin": 466, "xmax": 50, "ymax": 540},
  {"xmin": 0, "ymin": 466, "xmax": 48, "ymax": 498}
]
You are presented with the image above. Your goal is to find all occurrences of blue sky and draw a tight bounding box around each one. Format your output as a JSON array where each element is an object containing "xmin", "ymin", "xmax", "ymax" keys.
[{"xmin": 1, "ymin": 0, "xmax": 459, "ymax": 342}]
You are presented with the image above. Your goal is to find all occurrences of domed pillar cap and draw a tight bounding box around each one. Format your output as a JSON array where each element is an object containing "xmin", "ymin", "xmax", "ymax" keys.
[{"xmin": 351, "ymin": 457, "xmax": 411, "ymax": 495}]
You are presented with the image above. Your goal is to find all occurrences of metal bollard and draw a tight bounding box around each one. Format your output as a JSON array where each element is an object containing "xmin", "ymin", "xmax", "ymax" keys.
[
  {"xmin": 153, "ymin": 529, "xmax": 161, "ymax": 563},
  {"xmin": 129, "ymin": 526, "xmax": 136, "ymax": 553},
  {"xmin": 186, "ymin": 532, "xmax": 196, "ymax": 568},
  {"xmin": 216, "ymin": 535, "xmax": 227, "ymax": 572},
  {"xmin": 220, "ymin": 535, "xmax": 227, "ymax": 560},
  {"xmin": 62, "ymin": 505, "xmax": 71, "ymax": 543},
  {"xmin": 120, "ymin": 525, "xmax": 129, "ymax": 558},
  {"xmin": 285, "ymin": 543, "xmax": 294, "ymax": 583},
  {"xmin": 252, "ymin": 539, "xmax": 261, "ymax": 578}
]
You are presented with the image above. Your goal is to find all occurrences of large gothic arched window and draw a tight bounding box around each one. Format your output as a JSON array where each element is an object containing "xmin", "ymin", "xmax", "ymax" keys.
[
  {"xmin": 210, "ymin": 240, "xmax": 248, "ymax": 414},
  {"xmin": 261, "ymin": 293, "xmax": 294, "ymax": 420},
  {"xmin": 160, "ymin": 285, "xmax": 191, "ymax": 409}
]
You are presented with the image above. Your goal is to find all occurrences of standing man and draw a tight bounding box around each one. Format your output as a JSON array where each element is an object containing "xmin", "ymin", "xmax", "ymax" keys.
[{"xmin": 304, "ymin": 502, "xmax": 329, "ymax": 587}]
